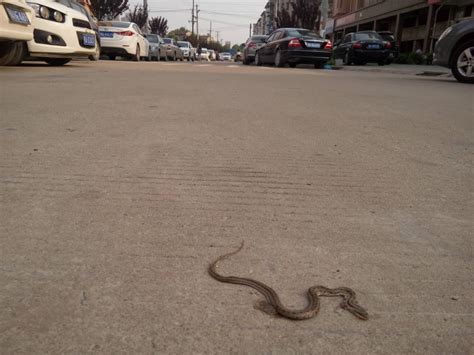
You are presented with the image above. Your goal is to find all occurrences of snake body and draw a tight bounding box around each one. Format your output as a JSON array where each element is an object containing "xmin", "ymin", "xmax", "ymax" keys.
[{"xmin": 208, "ymin": 242, "xmax": 369, "ymax": 321}]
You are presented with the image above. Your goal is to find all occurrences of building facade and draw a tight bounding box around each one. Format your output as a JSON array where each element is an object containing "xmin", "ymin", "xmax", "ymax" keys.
[{"xmin": 329, "ymin": 0, "xmax": 474, "ymax": 53}]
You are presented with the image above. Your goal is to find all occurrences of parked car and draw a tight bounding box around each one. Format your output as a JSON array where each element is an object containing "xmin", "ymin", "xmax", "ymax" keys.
[
  {"xmin": 233, "ymin": 50, "xmax": 242, "ymax": 62},
  {"xmin": 0, "ymin": 0, "xmax": 34, "ymax": 66},
  {"xmin": 255, "ymin": 28, "xmax": 332, "ymax": 68},
  {"xmin": 377, "ymin": 31, "xmax": 399, "ymax": 63},
  {"xmin": 243, "ymin": 35, "xmax": 268, "ymax": 64},
  {"xmin": 199, "ymin": 47, "xmax": 210, "ymax": 61},
  {"xmin": 334, "ymin": 31, "xmax": 391, "ymax": 66},
  {"xmin": 208, "ymin": 49, "xmax": 216, "ymax": 61},
  {"xmin": 220, "ymin": 52, "xmax": 231, "ymax": 61},
  {"xmin": 53, "ymin": 0, "xmax": 101, "ymax": 61},
  {"xmin": 162, "ymin": 38, "xmax": 183, "ymax": 61},
  {"xmin": 21, "ymin": 0, "xmax": 98, "ymax": 66},
  {"xmin": 434, "ymin": 18, "xmax": 474, "ymax": 84},
  {"xmin": 144, "ymin": 33, "xmax": 165, "ymax": 61},
  {"xmin": 99, "ymin": 21, "xmax": 149, "ymax": 61},
  {"xmin": 177, "ymin": 41, "xmax": 195, "ymax": 61}
]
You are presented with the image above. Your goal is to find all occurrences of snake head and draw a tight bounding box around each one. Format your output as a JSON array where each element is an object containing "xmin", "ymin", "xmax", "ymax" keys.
[{"xmin": 351, "ymin": 305, "xmax": 369, "ymax": 321}]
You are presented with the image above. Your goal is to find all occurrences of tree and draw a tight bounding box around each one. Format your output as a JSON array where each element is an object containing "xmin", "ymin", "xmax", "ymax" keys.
[
  {"xmin": 90, "ymin": 0, "xmax": 129, "ymax": 21},
  {"xmin": 291, "ymin": 0, "xmax": 321, "ymax": 31},
  {"xmin": 149, "ymin": 16, "xmax": 168, "ymax": 37},
  {"xmin": 167, "ymin": 27, "xmax": 189, "ymax": 41},
  {"xmin": 126, "ymin": 1, "xmax": 149, "ymax": 30},
  {"xmin": 275, "ymin": 8, "xmax": 297, "ymax": 29}
]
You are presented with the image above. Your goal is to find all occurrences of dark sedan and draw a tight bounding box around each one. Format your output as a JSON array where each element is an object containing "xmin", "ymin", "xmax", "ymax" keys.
[
  {"xmin": 255, "ymin": 28, "xmax": 332, "ymax": 68},
  {"xmin": 434, "ymin": 18, "xmax": 474, "ymax": 84},
  {"xmin": 377, "ymin": 31, "xmax": 399, "ymax": 63},
  {"xmin": 334, "ymin": 31, "xmax": 391, "ymax": 66}
]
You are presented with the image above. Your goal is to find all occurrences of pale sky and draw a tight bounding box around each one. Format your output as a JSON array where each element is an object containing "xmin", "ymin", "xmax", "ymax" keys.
[{"xmin": 130, "ymin": 0, "xmax": 268, "ymax": 45}]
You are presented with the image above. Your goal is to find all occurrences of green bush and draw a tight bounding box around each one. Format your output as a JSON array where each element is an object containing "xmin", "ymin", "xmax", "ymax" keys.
[{"xmin": 393, "ymin": 52, "xmax": 429, "ymax": 65}]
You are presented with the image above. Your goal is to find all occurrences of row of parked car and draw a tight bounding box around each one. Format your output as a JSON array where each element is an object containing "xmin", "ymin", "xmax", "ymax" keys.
[{"xmin": 242, "ymin": 20, "xmax": 473, "ymax": 84}]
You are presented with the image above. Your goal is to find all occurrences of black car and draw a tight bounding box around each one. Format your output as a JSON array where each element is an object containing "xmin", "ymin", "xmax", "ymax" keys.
[
  {"xmin": 334, "ymin": 31, "xmax": 391, "ymax": 66},
  {"xmin": 255, "ymin": 28, "xmax": 332, "ymax": 68},
  {"xmin": 434, "ymin": 18, "xmax": 474, "ymax": 84},
  {"xmin": 377, "ymin": 31, "xmax": 399, "ymax": 63}
]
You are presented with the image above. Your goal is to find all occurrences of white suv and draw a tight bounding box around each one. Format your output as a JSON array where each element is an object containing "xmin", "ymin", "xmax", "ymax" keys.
[
  {"xmin": 177, "ymin": 41, "xmax": 195, "ymax": 61},
  {"xmin": 0, "ymin": 0, "xmax": 34, "ymax": 65}
]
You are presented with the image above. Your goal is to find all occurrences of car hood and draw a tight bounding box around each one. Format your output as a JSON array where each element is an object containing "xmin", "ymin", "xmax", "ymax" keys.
[{"xmin": 28, "ymin": 0, "xmax": 89, "ymax": 20}]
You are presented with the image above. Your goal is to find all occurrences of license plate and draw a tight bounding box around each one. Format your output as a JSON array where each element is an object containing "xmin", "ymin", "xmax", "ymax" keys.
[
  {"xmin": 5, "ymin": 5, "xmax": 30, "ymax": 25},
  {"xmin": 100, "ymin": 31, "xmax": 114, "ymax": 38},
  {"xmin": 83, "ymin": 34, "xmax": 96, "ymax": 46},
  {"xmin": 368, "ymin": 44, "xmax": 380, "ymax": 49},
  {"xmin": 306, "ymin": 42, "xmax": 321, "ymax": 49}
]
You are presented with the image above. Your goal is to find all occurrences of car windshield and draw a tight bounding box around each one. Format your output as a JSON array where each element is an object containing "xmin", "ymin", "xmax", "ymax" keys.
[
  {"xmin": 251, "ymin": 36, "xmax": 267, "ymax": 43},
  {"xmin": 355, "ymin": 32, "xmax": 383, "ymax": 41},
  {"xmin": 177, "ymin": 42, "xmax": 189, "ymax": 48},
  {"xmin": 99, "ymin": 21, "xmax": 130, "ymax": 28},
  {"xmin": 146, "ymin": 35, "xmax": 158, "ymax": 43},
  {"xmin": 202, "ymin": 49, "xmax": 208, "ymax": 53},
  {"xmin": 285, "ymin": 29, "xmax": 321, "ymax": 39},
  {"xmin": 379, "ymin": 33, "xmax": 395, "ymax": 41},
  {"xmin": 222, "ymin": 53, "xmax": 230, "ymax": 56},
  {"xmin": 163, "ymin": 38, "xmax": 173, "ymax": 44},
  {"xmin": 53, "ymin": 0, "xmax": 87, "ymax": 15}
]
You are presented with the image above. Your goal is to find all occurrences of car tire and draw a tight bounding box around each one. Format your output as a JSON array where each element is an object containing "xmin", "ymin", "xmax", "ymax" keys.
[
  {"xmin": 133, "ymin": 45, "xmax": 140, "ymax": 61},
  {"xmin": 377, "ymin": 61, "xmax": 385, "ymax": 66},
  {"xmin": 0, "ymin": 41, "xmax": 18, "ymax": 66},
  {"xmin": 289, "ymin": 63, "xmax": 296, "ymax": 68},
  {"xmin": 243, "ymin": 58, "xmax": 250, "ymax": 65},
  {"xmin": 450, "ymin": 39, "xmax": 474, "ymax": 84},
  {"xmin": 8, "ymin": 42, "xmax": 26, "ymax": 66},
  {"xmin": 275, "ymin": 49, "xmax": 285, "ymax": 67},
  {"xmin": 343, "ymin": 51, "xmax": 351, "ymax": 65},
  {"xmin": 255, "ymin": 52, "xmax": 262, "ymax": 66},
  {"xmin": 89, "ymin": 38, "xmax": 101, "ymax": 61},
  {"xmin": 108, "ymin": 55, "xmax": 116, "ymax": 60},
  {"xmin": 314, "ymin": 62, "xmax": 324, "ymax": 69},
  {"xmin": 44, "ymin": 58, "xmax": 72, "ymax": 66}
]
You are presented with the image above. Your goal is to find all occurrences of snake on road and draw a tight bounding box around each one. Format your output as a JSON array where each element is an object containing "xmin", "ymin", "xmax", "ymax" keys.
[{"xmin": 208, "ymin": 241, "xmax": 369, "ymax": 321}]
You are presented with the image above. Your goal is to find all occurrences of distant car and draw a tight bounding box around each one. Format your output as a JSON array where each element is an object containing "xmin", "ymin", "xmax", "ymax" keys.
[
  {"xmin": 0, "ymin": 0, "xmax": 34, "ymax": 66},
  {"xmin": 333, "ymin": 31, "xmax": 391, "ymax": 66},
  {"xmin": 199, "ymin": 48, "xmax": 210, "ymax": 61},
  {"xmin": 145, "ymin": 33, "xmax": 165, "ymax": 61},
  {"xmin": 377, "ymin": 31, "xmax": 399, "ymax": 63},
  {"xmin": 99, "ymin": 21, "xmax": 149, "ymax": 61},
  {"xmin": 243, "ymin": 35, "xmax": 268, "ymax": 64},
  {"xmin": 255, "ymin": 28, "xmax": 332, "ymax": 68},
  {"xmin": 434, "ymin": 18, "xmax": 474, "ymax": 84},
  {"xmin": 220, "ymin": 52, "xmax": 231, "ymax": 61},
  {"xmin": 177, "ymin": 41, "xmax": 195, "ymax": 61},
  {"xmin": 162, "ymin": 38, "xmax": 183, "ymax": 61},
  {"xmin": 208, "ymin": 49, "xmax": 216, "ymax": 61}
]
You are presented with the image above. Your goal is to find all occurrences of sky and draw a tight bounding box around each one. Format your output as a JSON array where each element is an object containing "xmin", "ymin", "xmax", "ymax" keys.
[{"xmin": 130, "ymin": 0, "xmax": 268, "ymax": 45}]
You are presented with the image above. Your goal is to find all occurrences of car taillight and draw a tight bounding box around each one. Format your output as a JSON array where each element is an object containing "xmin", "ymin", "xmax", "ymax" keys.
[
  {"xmin": 353, "ymin": 41, "xmax": 362, "ymax": 49},
  {"xmin": 288, "ymin": 38, "xmax": 302, "ymax": 48},
  {"xmin": 247, "ymin": 42, "xmax": 256, "ymax": 48},
  {"xmin": 324, "ymin": 40, "xmax": 333, "ymax": 49},
  {"xmin": 117, "ymin": 31, "xmax": 134, "ymax": 36},
  {"xmin": 386, "ymin": 42, "xmax": 392, "ymax": 49}
]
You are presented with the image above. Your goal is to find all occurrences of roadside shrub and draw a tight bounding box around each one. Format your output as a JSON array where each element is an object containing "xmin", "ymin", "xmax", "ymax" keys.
[{"xmin": 393, "ymin": 52, "xmax": 427, "ymax": 65}]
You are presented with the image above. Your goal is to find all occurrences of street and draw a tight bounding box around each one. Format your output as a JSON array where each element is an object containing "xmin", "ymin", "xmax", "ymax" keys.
[{"xmin": 0, "ymin": 61, "xmax": 472, "ymax": 353}]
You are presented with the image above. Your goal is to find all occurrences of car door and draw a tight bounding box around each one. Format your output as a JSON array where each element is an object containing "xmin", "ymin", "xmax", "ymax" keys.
[
  {"xmin": 133, "ymin": 24, "xmax": 147, "ymax": 56},
  {"xmin": 336, "ymin": 34, "xmax": 352, "ymax": 58},
  {"xmin": 261, "ymin": 32, "xmax": 276, "ymax": 62},
  {"xmin": 270, "ymin": 31, "xmax": 285, "ymax": 63}
]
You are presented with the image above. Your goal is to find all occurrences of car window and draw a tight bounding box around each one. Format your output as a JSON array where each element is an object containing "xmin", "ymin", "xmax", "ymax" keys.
[
  {"xmin": 132, "ymin": 24, "xmax": 142, "ymax": 35},
  {"xmin": 146, "ymin": 35, "xmax": 158, "ymax": 43},
  {"xmin": 163, "ymin": 38, "xmax": 172, "ymax": 44},
  {"xmin": 355, "ymin": 32, "xmax": 383, "ymax": 41},
  {"xmin": 267, "ymin": 32, "xmax": 277, "ymax": 42},
  {"xmin": 251, "ymin": 36, "xmax": 267, "ymax": 43},
  {"xmin": 343, "ymin": 34, "xmax": 352, "ymax": 43}
]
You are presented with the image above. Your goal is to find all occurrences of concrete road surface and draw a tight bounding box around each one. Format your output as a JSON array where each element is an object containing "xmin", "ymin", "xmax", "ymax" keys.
[{"xmin": 1, "ymin": 61, "xmax": 472, "ymax": 354}]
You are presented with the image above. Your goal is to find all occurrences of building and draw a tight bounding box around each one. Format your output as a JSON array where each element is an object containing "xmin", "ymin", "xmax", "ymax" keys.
[{"xmin": 330, "ymin": 0, "xmax": 474, "ymax": 53}]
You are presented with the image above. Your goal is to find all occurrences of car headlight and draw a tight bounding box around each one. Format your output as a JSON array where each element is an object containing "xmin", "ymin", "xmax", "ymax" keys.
[
  {"xmin": 27, "ymin": 2, "xmax": 65, "ymax": 23},
  {"xmin": 438, "ymin": 26, "xmax": 453, "ymax": 41}
]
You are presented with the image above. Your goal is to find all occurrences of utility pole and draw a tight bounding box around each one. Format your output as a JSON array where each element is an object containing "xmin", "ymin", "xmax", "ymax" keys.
[
  {"xmin": 196, "ymin": 4, "xmax": 200, "ymax": 42},
  {"xmin": 191, "ymin": 0, "xmax": 195, "ymax": 35},
  {"xmin": 209, "ymin": 20, "xmax": 212, "ymax": 40},
  {"xmin": 216, "ymin": 31, "xmax": 220, "ymax": 43},
  {"xmin": 249, "ymin": 23, "xmax": 252, "ymax": 37}
]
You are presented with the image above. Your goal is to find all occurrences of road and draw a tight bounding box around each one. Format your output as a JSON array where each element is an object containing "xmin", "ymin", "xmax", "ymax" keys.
[{"xmin": 1, "ymin": 61, "xmax": 472, "ymax": 354}]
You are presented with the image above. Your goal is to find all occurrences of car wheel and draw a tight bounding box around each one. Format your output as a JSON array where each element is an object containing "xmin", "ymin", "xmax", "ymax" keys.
[
  {"xmin": 289, "ymin": 63, "xmax": 297, "ymax": 68},
  {"xmin": 255, "ymin": 53, "xmax": 262, "ymax": 66},
  {"xmin": 8, "ymin": 42, "xmax": 26, "ymax": 66},
  {"xmin": 45, "ymin": 58, "xmax": 72, "ymax": 66},
  {"xmin": 377, "ymin": 61, "xmax": 385, "ymax": 66},
  {"xmin": 451, "ymin": 39, "xmax": 474, "ymax": 84},
  {"xmin": 314, "ymin": 62, "xmax": 324, "ymax": 69},
  {"xmin": 0, "ymin": 41, "xmax": 18, "ymax": 66},
  {"xmin": 275, "ymin": 49, "xmax": 285, "ymax": 67},
  {"xmin": 343, "ymin": 51, "xmax": 351, "ymax": 65},
  {"xmin": 243, "ymin": 57, "xmax": 250, "ymax": 65},
  {"xmin": 89, "ymin": 38, "xmax": 101, "ymax": 61},
  {"xmin": 133, "ymin": 45, "xmax": 140, "ymax": 61},
  {"xmin": 108, "ymin": 55, "xmax": 116, "ymax": 60}
]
